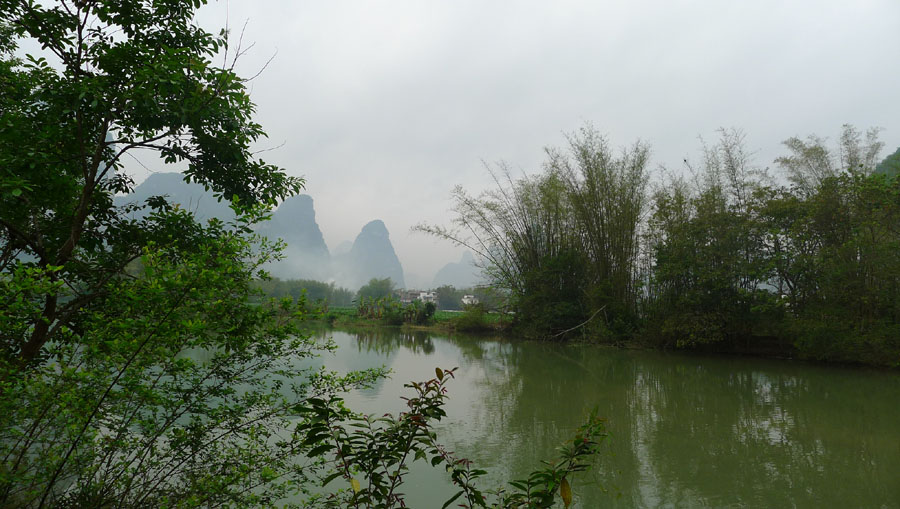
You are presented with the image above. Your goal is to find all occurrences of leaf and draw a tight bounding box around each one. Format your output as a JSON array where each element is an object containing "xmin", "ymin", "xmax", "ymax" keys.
[
  {"xmin": 560, "ymin": 477, "xmax": 572, "ymax": 508},
  {"xmin": 442, "ymin": 491, "xmax": 463, "ymax": 509},
  {"xmin": 321, "ymin": 472, "xmax": 343, "ymax": 486},
  {"xmin": 435, "ymin": 367, "xmax": 444, "ymax": 381},
  {"xmin": 307, "ymin": 444, "xmax": 333, "ymax": 457},
  {"xmin": 350, "ymin": 478, "xmax": 361, "ymax": 493}
]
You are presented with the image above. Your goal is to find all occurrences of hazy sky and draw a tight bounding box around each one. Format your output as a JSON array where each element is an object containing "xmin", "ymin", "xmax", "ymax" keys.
[{"xmin": 126, "ymin": 0, "xmax": 899, "ymax": 287}]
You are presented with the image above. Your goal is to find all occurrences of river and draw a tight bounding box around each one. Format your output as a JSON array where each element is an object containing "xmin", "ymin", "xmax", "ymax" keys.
[{"xmin": 314, "ymin": 327, "xmax": 899, "ymax": 508}]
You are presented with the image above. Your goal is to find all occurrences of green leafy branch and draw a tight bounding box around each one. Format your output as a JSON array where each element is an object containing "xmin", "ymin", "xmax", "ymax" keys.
[{"xmin": 296, "ymin": 367, "xmax": 608, "ymax": 508}]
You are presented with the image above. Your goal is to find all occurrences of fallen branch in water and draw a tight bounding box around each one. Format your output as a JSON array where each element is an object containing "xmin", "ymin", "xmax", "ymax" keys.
[{"xmin": 550, "ymin": 305, "xmax": 608, "ymax": 339}]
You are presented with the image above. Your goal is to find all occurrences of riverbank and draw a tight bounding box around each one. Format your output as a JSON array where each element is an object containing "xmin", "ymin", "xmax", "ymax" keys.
[
  {"xmin": 319, "ymin": 306, "xmax": 507, "ymax": 334},
  {"xmin": 305, "ymin": 306, "xmax": 898, "ymax": 369}
]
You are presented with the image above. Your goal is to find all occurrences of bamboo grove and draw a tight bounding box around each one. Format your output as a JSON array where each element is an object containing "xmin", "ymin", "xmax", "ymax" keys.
[{"xmin": 420, "ymin": 125, "xmax": 900, "ymax": 366}]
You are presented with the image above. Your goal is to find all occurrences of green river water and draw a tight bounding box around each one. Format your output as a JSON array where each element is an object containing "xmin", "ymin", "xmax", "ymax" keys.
[{"xmin": 313, "ymin": 327, "xmax": 899, "ymax": 508}]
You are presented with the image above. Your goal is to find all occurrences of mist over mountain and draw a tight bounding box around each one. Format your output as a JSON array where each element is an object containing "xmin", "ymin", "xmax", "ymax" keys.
[
  {"xmin": 433, "ymin": 251, "xmax": 482, "ymax": 288},
  {"xmin": 258, "ymin": 195, "xmax": 331, "ymax": 281},
  {"xmin": 116, "ymin": 172, "xmax": 236, "ymax": 221},
  {"xmin": 331, "ymin": 240, "xmax": 353, "ymax": 256},
  {"xmin": 332, "ymin": 220, "xmax": 405, "ymax": 290},
  {"xmin": 121, "ymin": 173, "xmax": 410, "ymax": 289}
]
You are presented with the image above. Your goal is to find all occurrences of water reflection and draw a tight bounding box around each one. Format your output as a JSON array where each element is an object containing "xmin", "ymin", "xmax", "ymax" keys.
[
  {"xmin": 351, "ymin": 328, "xmax": 437, "ymax": 355},
  {"xmin": 317, "ymin": 328, "xmax": 900, "ymax": 508}
]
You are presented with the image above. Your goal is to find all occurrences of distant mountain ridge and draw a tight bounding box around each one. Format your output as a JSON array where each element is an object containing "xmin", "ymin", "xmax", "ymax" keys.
[
  {"xmin": 115, "ymin": 172, "xmax": 235, "ymax": 221},
  {"xmin": 259, "ymin": 194, "xmax": 331, "ymax": 281},
  {"xmin": 333, "ymin": 220, "xmax": 405, "ymax": 290},
  {"xmin": 433, "ymin": 251, "xmax": 482, "ymax": 288},
  {"xmin": 120, "ymin": 173, "xmax": 405, "ymax": 290}
]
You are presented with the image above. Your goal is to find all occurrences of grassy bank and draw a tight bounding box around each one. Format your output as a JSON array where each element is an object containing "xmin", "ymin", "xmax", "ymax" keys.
[
  {"xmin": 304, "ymin": 305, "xmax": 897, "ymax": 369},
  {"xmin": 318, "ymin": 306, "xmax": 506, "ymax": 334}
]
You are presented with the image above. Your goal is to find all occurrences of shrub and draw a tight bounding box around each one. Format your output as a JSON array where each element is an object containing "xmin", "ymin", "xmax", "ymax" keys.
[{"xmin": 452, "ymin": 304, "xmax": 493, "ymax": 332}]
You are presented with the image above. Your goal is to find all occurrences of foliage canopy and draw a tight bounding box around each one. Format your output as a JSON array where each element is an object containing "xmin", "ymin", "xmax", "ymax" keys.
[{"xmin": 422, "ymin": 125, "xmax": 900, "ymax": 366}]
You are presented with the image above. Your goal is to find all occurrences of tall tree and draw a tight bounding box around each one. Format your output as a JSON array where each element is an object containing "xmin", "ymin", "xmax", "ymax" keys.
[
  {"xmin": 357, "ymin": 277, "xmax": 395, "ymax": 300},
  {"xmin": 0, "ymin": 0, "xmax": 303, "ymax": 368},
  {"xmin": 419, "ymin": 125, "xmax": 650, "ymax": 338},
  {"xmin": 646, "ymin": 129, "xmax": 777, "ymax": 348},
  {"xmin": 775, "ymin": 124, "xmax": 883, "ymax": 195},
  {"xmin": 550, "ymin": 126, "xmax": 650, "ymax": 322}
]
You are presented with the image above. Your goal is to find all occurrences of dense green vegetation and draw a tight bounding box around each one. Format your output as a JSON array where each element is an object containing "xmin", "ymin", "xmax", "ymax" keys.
[
  {"xmin": 0, "ymin": 2, "xmax": 603, "ymax": 507},
  {"xmin": 253, "ymin": 277, "xmax": 354, "ymax": 307},
  {"xmin": 324, "ymin": 303, "xmax": 503, "ymax": 333},
  {"xmin": 433, "ymin": 284, "xmax": 507, "ymax": 311},
  {"xmin": 422, "ymin": 126, "xmax": 900, "ymax": 367},
  {"xmin": 435, "ymin": 284, "xmax": 466, "ymax": 309},
  {"xmin": 875, "ymin": 146, "xmax": 900, "ymax": 177},
  {"xmin": 448, "ymin": 304, "xmax": 501, "ymax": 333},
  {"xmin": 355, "ymin": 276, "xmax": 396, "ymax": 301},
  {"xmin": 253, "ymin": 276, "xmax": 508, "ymax": 332},
  {"xmin": 354, "ymin": 295, "xmax": 436, "ymax": 326}
]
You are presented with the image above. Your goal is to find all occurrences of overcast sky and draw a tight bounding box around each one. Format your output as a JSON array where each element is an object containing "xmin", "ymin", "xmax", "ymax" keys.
[{"xmin": 128, "ymin": 0, "xmax": 900, "ymax": 287}]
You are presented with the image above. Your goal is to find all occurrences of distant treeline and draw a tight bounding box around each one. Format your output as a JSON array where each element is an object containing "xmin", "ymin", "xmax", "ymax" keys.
[
  {"xmin": 420, "ymin": 124, "xmax": 900, "ymax": 366},
  {"xmin": 255, "ymin": 276, "xmax": 503, "ymax": 312},
  {"xmin": 354, "ymin": 277, "xmax": 506, "ymax": 311},
  {"xmin": 254, "ymin": 278, "xmax": 355, "ymax": 307}
]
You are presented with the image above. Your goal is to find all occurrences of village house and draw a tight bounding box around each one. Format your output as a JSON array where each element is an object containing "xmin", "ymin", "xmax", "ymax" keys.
[{"xmin": 399, "ymin": 290, "xmax": 437, "ymax": 304}]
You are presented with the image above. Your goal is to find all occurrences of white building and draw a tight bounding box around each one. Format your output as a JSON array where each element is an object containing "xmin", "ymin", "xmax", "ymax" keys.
[{"xmin": 399, "ymin": 290, "xmax": 437, "ymax": 304}]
